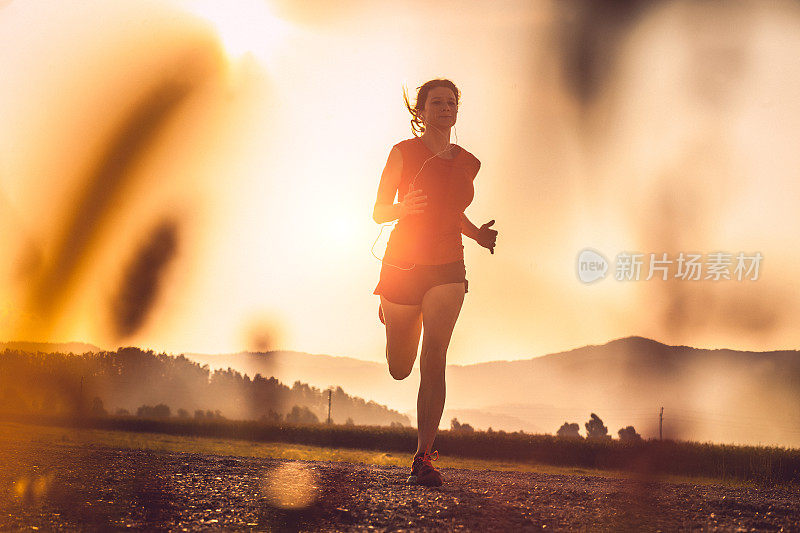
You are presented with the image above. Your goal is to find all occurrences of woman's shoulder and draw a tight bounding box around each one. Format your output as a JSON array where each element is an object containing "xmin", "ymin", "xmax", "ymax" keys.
[
  {"xmin": 457, "ymin": 145, "xmax": 481, "ymax": 174},
  {"xmin": 390, "ymin": 138, "xmax": 428, "ymax": 166},
  {"xmin": 458, "ymin": 145, "xmax": 480, "ymax": 163},
  {"xmin": 392, "ymin": 137, "xmax": 421, "ymax": 151}
]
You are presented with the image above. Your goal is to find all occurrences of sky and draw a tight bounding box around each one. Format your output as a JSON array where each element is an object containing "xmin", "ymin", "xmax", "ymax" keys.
[{"xmin": 1, "ymin": 0, "xmax": 800, "ymax": 365}]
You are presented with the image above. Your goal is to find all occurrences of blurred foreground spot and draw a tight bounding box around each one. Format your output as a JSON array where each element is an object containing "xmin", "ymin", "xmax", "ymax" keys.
[
  {"xmin": 27, "ymin": 77, "xmax": 197, "ymax": 327},
  {"xmin": 13, "ymin": 473, "xmax": 55, "ymax": 504},
  {"xmin": 262, "ymin": 462, "xmax": 317, "ymax": 510},
  {"xmin": 241, "ymin": 313, "xmax": 284, "ymax": 353},
  {"xmin": 110, "ymin": 220, "xmax": 179, "ymax": 338}
]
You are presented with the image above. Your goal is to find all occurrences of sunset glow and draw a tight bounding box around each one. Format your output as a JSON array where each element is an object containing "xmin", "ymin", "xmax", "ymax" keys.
[
  {"xmin": 1, "ymin": 0, "xmax": 800, "ymax": 372},
  {"xmin": 178, "ymin": 0, "xmax": 290, "ymax": 65}
]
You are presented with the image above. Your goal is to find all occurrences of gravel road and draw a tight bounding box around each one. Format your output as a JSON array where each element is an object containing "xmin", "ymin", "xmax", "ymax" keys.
[{"xmin": 2, "ymin": 440, "xmax": 799, "ymax": 531}]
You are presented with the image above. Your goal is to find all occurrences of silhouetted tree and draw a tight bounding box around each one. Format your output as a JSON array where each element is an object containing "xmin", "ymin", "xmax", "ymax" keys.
[
  {"xmin": 115, "ymin": 408, "xmax": 130, "ymax": 416},
  {"xmin": 346, "ymin": 417, "xmax": 355, "ymax": 426},
  {"xmin": 451, "ymin": 418, "xmax": 475, "ymax": 433},
  {"xmin": 585, "ymin": 413, "xmax": 611, "ymax": 440},
  {"xmin": 90, "ymin": 397, "xmax": 107, "ymax": 417},
  {"xmin": 618, "ymin": 425, "xmax": 642, "ymax": 442},
  {"xmin": 177, "ymin": 408, "xmax": 189, "ymax": 419},
  {"xmin": 285, "ymin": 405, "xmax": 319, "ymax": 424},
  {"xmin": 557, "ymin": 422, "xmax": 582, "ymax": 439}
]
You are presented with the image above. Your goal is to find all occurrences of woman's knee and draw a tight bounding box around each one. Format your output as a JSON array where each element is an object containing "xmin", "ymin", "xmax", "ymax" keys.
[
  {"xmin": 385, "ymin": 339, "xmax": 417, "ymax": 380},
  {"xmin": 387, "ymin": 353, "xmax": 414, "ymax": 380},
  {"xmin": 388, "ymin": 363, "xmax": 413, "ymax": 381},
  {"xmin": 382, "ymin": 298, "xmax": 422, "ymax": 381},
  {"xmin": 385, "ymin": 327, "xmax": 421, "ymax": 374}
]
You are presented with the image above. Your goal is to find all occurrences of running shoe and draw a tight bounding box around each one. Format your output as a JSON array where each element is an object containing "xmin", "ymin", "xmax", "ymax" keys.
[
  {"xmin": 379, "ymin": 303, "xmax": 385, "ymax": 325},
  {"xmin": 407, "ymin": 450, "xmax": 442, "ymax": 486}
]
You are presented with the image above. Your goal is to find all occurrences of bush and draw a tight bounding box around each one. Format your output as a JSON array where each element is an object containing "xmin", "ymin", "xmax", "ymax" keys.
[
  {"xmin": 136, "ymin": 403, "xmax": 171, "ymax": 419},
  {"xmin": 618, "ymin": 425, "xmax": 642, "ymax": 442},
  {"xmin": 285, "ymin": 405, "xmax": 319, "ymax": 424},
  {"xmin": 260, "ymin": 409, "xmax": 283, "ymax": 423},
  {"xmin": 557, "ymin": 422, "xmax": 582, "ymax": 439}
]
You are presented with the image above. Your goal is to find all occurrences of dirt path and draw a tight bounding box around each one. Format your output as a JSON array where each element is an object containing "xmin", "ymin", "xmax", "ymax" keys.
[{"xmin": 2, "ymin": 440, "xmax": 798, "ymax": 531}]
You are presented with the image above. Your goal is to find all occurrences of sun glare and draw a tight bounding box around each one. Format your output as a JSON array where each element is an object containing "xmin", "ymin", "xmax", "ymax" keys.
[
  {"xmin": 327, "ymin": 214, "xmax": 360, "ymax": 247},
  {"xmin": 177, "ymin": 0, "xmax": 289, "ymax": 65}
]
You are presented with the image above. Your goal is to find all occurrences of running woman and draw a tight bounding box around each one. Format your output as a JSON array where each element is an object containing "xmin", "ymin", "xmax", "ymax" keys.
[{"xmin": 372, "ymin": 78, "xmax": 497, "ymax": 486}]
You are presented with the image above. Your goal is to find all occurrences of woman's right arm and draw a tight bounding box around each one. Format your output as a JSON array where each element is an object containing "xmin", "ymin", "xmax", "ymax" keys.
[{"xmin": 372, "ymin": 146, "xmax": 426, "ymax": 223}]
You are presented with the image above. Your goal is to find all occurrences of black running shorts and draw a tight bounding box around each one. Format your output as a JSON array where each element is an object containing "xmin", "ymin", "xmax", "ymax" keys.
[{"xmin": 373, "ymin": 258, "xmax": 468, "ymax": 305}]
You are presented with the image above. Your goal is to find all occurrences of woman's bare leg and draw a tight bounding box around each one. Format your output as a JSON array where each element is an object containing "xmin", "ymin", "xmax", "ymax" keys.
[
  {"xmin": 380, "ymin": 296, "xmax": 423, "ymax": 380},
  {"xmin": 415, "ymin": 282, "xmax": 465, "ymax": 456}
]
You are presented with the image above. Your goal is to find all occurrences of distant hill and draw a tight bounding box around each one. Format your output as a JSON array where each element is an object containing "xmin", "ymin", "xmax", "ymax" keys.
[
  {"xmin": 0, "ymin": 341, "xmax": 102, "ymax": 354},
  {"xmin": 183, "ymin": 336, "xmax": 800, "ymax": 447}
]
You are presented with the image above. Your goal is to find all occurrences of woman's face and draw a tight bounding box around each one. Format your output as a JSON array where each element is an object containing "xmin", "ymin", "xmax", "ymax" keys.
[{"xmin": 420, "ymin": 86, "xmax": 458, "ymax": 130}]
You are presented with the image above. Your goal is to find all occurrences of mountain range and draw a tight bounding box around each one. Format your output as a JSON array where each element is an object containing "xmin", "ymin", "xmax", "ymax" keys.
[{"xmin": 182, "ymin": 336, "xmax": 800, "ymax": 447}]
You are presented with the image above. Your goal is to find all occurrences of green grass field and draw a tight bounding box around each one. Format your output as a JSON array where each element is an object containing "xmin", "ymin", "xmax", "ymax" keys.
[{"xmin": 1, "ymin": 421, "xmax": 764, "ymax": 489}]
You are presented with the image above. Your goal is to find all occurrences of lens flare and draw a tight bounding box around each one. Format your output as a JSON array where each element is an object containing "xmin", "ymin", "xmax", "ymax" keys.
[
  {"xmin": 262, "ymin": 462, "xmax": 317, "ymax": 510},
  {"xmin": 177, "ymin": 0, "xmax": 290, "ymax": 66}
]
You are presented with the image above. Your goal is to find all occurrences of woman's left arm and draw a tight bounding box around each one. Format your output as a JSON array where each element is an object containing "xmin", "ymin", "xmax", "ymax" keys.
[
  {"xmin": 461, "ymin": 157, "xmax": 496, "ymax": 253},
  {"xmin": 461, "ymin": 213, "xmax": 480, "ymax": 241}
]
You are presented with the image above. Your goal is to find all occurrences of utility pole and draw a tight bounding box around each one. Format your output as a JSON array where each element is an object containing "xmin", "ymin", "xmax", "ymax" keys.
[
  {"xmin": 80, "ymin": 376, "xmax": 84, "ymax": 413},
  {"xmin": 659, "ymin": 406, "xmax": 663, "ymax": 440},
  {"xmin": 327, "ymin": 389, "xmax": 332, "ymax": 424}
]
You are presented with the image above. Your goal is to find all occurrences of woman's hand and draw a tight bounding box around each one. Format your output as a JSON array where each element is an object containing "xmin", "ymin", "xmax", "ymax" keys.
[
  {"xmin": 399, "ymin": 188, "xmax": 427, "ymax": 218},
  {"xmin": 476, "ymin": 219, "xmax": 498, "ymax": 254}
]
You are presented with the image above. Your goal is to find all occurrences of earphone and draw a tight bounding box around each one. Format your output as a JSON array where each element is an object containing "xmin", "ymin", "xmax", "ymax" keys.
[{"xmin": 371, "ymin": 122, "xmax": 459, "ymax": 271}]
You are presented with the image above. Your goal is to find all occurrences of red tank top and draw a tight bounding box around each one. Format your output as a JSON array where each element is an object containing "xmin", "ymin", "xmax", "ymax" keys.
[{"xmin": 383, "ymin": 137, "xmax": 481, "ymax": 265}]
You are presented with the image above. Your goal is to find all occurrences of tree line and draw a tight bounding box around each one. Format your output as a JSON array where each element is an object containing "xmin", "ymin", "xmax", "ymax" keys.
[{"xmin": 0, "ymin": 347, "xmax": 409, "ymax": 426}]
